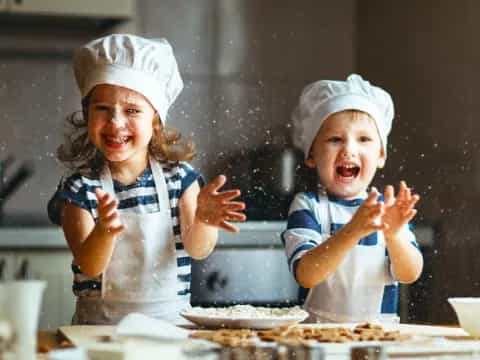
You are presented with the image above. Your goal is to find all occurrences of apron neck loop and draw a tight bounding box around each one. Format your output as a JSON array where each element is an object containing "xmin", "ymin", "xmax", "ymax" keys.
[{"xmin": 99, "ymin": 156, "xmax": 169, "ymax": 207}]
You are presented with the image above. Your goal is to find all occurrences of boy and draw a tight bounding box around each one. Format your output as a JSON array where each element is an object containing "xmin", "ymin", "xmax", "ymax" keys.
[{"xmin": 283, "ymin": 74, "xmax": 423, "ymax": 323}]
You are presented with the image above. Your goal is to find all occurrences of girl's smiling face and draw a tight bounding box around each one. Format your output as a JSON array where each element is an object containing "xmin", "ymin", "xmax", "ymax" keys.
[
  {"xmin": 306, "ymin": 110, "xmax": 385, "ymax": 199},
  {"xmin": 87, "ymin": 84, "xmax": 156, "ymax": 166}
]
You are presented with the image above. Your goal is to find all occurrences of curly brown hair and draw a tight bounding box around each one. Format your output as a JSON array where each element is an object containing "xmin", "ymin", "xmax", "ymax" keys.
[{"xmin": 57, "ymin": 97, "xmax": 195, "ymax": 173}]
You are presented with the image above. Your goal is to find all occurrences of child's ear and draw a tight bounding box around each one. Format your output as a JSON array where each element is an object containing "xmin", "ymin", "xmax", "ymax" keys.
[
  {"xmin": 377, "ymin": 149, "xmax": 386, "ymax": 169},
  {"xmin": 305, "ymin": 157, "xmax": 316, "ymax": 169}
]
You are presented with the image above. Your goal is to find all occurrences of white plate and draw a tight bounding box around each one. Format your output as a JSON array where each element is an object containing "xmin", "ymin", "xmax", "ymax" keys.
[{"xmin": 180, "ymin": 311, "xmax": 308, "ymax": 329}]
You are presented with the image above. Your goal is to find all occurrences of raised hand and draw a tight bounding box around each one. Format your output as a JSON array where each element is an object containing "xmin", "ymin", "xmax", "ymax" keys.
[
  {"xmin": 348, "ymin": 188, "xmax": 387, "ymax": 238},
  {"xmin": 195, "ymin": 175, "xmax": 246, "ymax": 232},
  {"xmin": 94, "ymin": 188, "xmax": 126, "ymax": 236},
  {"xmin": 382, "ymin": 181, "xmax": 420, "ymax": 238}
]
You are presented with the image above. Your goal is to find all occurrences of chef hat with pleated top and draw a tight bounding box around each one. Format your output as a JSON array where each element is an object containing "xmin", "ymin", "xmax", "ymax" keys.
[
  {"xmin": 73, "ymin": 33, "xmax": 183, "ymax": 124},
  {"xmin": 292, "ymin": 74, "xmax": 394, "ymax": 159}
]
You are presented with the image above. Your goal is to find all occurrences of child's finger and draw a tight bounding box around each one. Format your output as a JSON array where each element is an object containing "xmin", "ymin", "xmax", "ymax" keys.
[
  {"xmin": 99, "ymin": 199, "xmax": 119, "ymax": 217},
  {"xmin": 99, "ymin": 194, "xmax": 116, "ymax": 210},
  {"xmin": 95, "ymin": 188, "xmax": 109, "ymax": 202},
  {"xmin": 218, "ymin": 189, "xmax": 242, "ymax": 202},
  {"xmin": 408, "ymin": 194, "xmax": 420, "ymax": 208},
  {"xmin": 98, "ymin": 205, "xmax": 118, "ymax": 224},
  {"xmin": 102, "ymin": 211, "xmax": 122, "ymax": 226},
  {"xmin": 404, "ymin": 209, "xmax": 417, "ymax": 222},
  {"xmin": 219, "ymin": 220, "xmax": 239, "ymax": 233},
  {"xmin": 383, "ymin": 185, "xmax": 395, "ymax": 207},
  {"xmin": 223, "ymin": 201, "xmax": 246, "ymax": 211},
  {"xmin": 369, "ymin": 202, "xmax": 384, "ymax": 217},
  {"xmin": 225, "ymin": 211, "xmax": 247, "ymax": 222},
  {"xmin": 365, "ymin": 189, "xmax": 379, "ymax": 206},
  {"xmin": 397, "ymin": 180, "xmax": 407, "ymax": 201},
  {"xmin": 204, "ymin": 175, "xmax": 227, "ymax": 193}
]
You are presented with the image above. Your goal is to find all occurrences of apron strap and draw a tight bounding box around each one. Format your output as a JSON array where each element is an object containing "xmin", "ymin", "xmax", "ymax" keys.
[
  {"xmin": 317, "ymin": 192, "xmax": 330, "ymax": 236},
  {"xmin": 149, "ymin": 156, "xmax": 170, "ymax": 209},
  {"xmin": 99, "ymin": 156, "xmax": 170, "ymax": 212}
]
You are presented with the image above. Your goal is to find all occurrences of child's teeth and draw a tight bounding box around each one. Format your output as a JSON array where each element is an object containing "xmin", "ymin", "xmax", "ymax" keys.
[{"xmin": 106, "ymin": 136, "xmax": 128, "ymax": 143}]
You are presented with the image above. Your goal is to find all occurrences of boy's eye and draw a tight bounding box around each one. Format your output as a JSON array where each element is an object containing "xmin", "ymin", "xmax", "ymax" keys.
[
  {"xmin": 359, "ymin": 136, "xmax": 372, "ymax": 142},
  {"xmin": 94, "ymin": 105, "xmax": 110, "ymax": 111},
  {"xmin": 126, "ymin": 108, "xmax": 141, "ymax": 114}
]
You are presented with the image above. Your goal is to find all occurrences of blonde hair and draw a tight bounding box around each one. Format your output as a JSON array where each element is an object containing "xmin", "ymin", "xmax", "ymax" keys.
[{"xmin": 57, "ymin": 97, "xmax": 195, "ymax": 173}]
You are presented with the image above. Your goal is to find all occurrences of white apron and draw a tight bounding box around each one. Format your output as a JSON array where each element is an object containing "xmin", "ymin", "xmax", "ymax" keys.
[
  {"xmin": 304, "ymin": 194, "xmax": 394, "ymax": 323},
  {"xmin": 73, "ymin": 157, "xmax": 189, "ymax": 325}
]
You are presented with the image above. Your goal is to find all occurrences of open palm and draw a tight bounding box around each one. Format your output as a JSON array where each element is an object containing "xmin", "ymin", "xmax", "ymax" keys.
[
  {"xmin": 195, "ymin": 175, "xmax": 246, "ymax": 232},
  {"xmin": 382, "ymin": 181, "xmax": 419, "ymax": 237}
]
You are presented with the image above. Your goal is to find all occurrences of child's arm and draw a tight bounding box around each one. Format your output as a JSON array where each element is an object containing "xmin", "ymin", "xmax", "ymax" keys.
[
  {"xmin": 179, "ymin": 175, "xmax": 246, "ymax": 260},
  {"xmin": 61, "ymin": 188, "xmax": 125, "ymax": 278},
  {"xmin": 382, "ymin": 181, "xmax": 423, "ymax": 283},
  {"xmin": 296, "ymin": 191, "xmax": 386, "ymax": 288}
]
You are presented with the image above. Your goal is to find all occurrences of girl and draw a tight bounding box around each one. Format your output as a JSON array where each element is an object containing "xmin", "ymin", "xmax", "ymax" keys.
[{"xmin": 48, "ymin": 34, "xmax": 246, "ymax": 325}]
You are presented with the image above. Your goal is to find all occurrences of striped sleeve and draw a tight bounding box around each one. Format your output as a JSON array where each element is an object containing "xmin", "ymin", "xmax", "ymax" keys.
[
  {"xmin": 177, "ymin": 161, "xmax": 203, "ymax": 196},
  {"xmin": 47, "ymin": 173, "xmax": 98, "ymax": 225},
  {"xmin": 281, "ymin": 193, "xmax": 328, "ymax": 278}
]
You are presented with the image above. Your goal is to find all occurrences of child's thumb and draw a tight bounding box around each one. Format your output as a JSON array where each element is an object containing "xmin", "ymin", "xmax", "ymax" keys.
[
  {"xmin": 94, "ymin": 187, "xmax": 106, "ymax": 199},
  {"xmin": 365, "ymin": 188, "xmax": 379, "ymax": 205}
]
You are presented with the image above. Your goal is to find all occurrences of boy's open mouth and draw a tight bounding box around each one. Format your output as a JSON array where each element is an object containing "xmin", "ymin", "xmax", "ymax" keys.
[{"xmin": 336, "ymin": 164, "xmax": 360, "ymax": 178}]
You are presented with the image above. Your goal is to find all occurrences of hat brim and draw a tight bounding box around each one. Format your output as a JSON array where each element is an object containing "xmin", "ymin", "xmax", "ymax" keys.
[
  {"xmin": 303, "ymin": 94, "xmax": 387, "ymax": 159},
  {"xmin": 82, "ymin": 64, "xmax": 169, "ymax": 123}
]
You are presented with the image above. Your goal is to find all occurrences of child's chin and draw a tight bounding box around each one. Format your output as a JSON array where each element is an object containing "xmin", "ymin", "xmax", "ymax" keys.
[
  {"xmin": 103, "ymin": 153, "xmax": 129, "ymax": 163},
  {"xmin": 331, "ymin": 185, "xmax": 364, "ymax": 199}
]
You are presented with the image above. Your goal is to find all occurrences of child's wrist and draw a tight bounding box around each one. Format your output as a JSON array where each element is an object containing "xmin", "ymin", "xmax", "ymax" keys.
[
  {"xmin": 384, "ymin": 226, "xmax": 408, "ymax": 243},
  {"xmin": 94, "ymin": 222, "xmax": 116, "ymax": 239},
  {"xmin": 341, "ymin": 222, "xmax": 365, "ymax": 240}
]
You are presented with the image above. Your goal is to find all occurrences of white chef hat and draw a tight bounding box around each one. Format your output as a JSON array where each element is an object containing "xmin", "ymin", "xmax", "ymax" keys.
[
  {"xmin": 73, "ymin": 33, "xmax": 183, "ymax": 124},
  {"xmin": 292, "ymin": 74, "xmax": 394, "ymax": 159}
]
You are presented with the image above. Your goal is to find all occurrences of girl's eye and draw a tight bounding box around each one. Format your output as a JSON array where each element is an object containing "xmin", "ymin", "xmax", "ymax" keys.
[
  {"xmin": 359, "ymin": 136, "xmax": 372, "ymax": 142},
  {"xmin": 126, "ymin": 108, "xmax": 141, "ymax": 114},
  {"xmin": 94, "ymin": 105, "xmax": 110, "ymax": 111},
  {"xmin": 327, "ymin": 136, "xmax": 342, "ymax": 143}
]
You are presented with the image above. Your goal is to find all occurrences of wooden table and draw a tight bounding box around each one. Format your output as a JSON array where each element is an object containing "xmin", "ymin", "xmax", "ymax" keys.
[{"xmin": 37, "ymin": 330, "xmax": 74, "ymax": 353}]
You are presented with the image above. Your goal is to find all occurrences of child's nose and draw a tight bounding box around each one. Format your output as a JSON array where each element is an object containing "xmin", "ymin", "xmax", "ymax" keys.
[
  {"xmin": 109, "ymin": 109, "xmax": 127, "ymax": 127},
  {"xmin": 341, "ymin": 141, "xmax": 358, "ymax": 158}
]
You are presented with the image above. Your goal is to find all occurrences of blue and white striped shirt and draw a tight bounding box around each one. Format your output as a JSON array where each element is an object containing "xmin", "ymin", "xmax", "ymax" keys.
[
  {"xmin": 282, "ymin": 191, "xmax": 419, "ymax": 316},
  {"xmin": 48, "ymin": 161, "xmax": 202, "ymax": 302}
]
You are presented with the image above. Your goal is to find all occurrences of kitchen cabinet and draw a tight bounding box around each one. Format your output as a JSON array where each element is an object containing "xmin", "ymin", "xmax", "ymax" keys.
[
  {"xmin": 0, "ymin": 249, "xmax": 75, "ymax": 330},
  {"xmin": 0, "ymin": 0, "xmax": 7, "ymax": 10},
  {"xmin": 4, "ymin": 0, "xmax": 134, "ymax": 18}
]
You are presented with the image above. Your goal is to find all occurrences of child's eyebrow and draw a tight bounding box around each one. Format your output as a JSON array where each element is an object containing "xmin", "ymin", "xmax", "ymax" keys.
[
  {"xmin": 122, "ymin": 101, "xmax": 143, "ymax": 107},
  {"xmin": 89, "ymin": 100, "xmax": 110, "ymax": 105}
]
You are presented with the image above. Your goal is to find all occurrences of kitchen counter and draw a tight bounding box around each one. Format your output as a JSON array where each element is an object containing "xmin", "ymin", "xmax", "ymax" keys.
[
  {"xmin": 34, "ymin": 323, "xmax": 480, "ymax": 359},
  {"xmin": 0, "ymin": 221, "xmax": 287, "ymax": 249},
  {"xmin": 216, "ymin": 221, "xmax": 285, "ymax": 247},
  {"xmin": 0, "ymin": 227, "xmax": 66, "ymax": 249},
  {"xmin": 216, "ymin": 221, "xmax": 435, "ymax": 248},
  {"xmin": 0, "ymin": 222, "xmax": 435, "ymax": 249}
]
